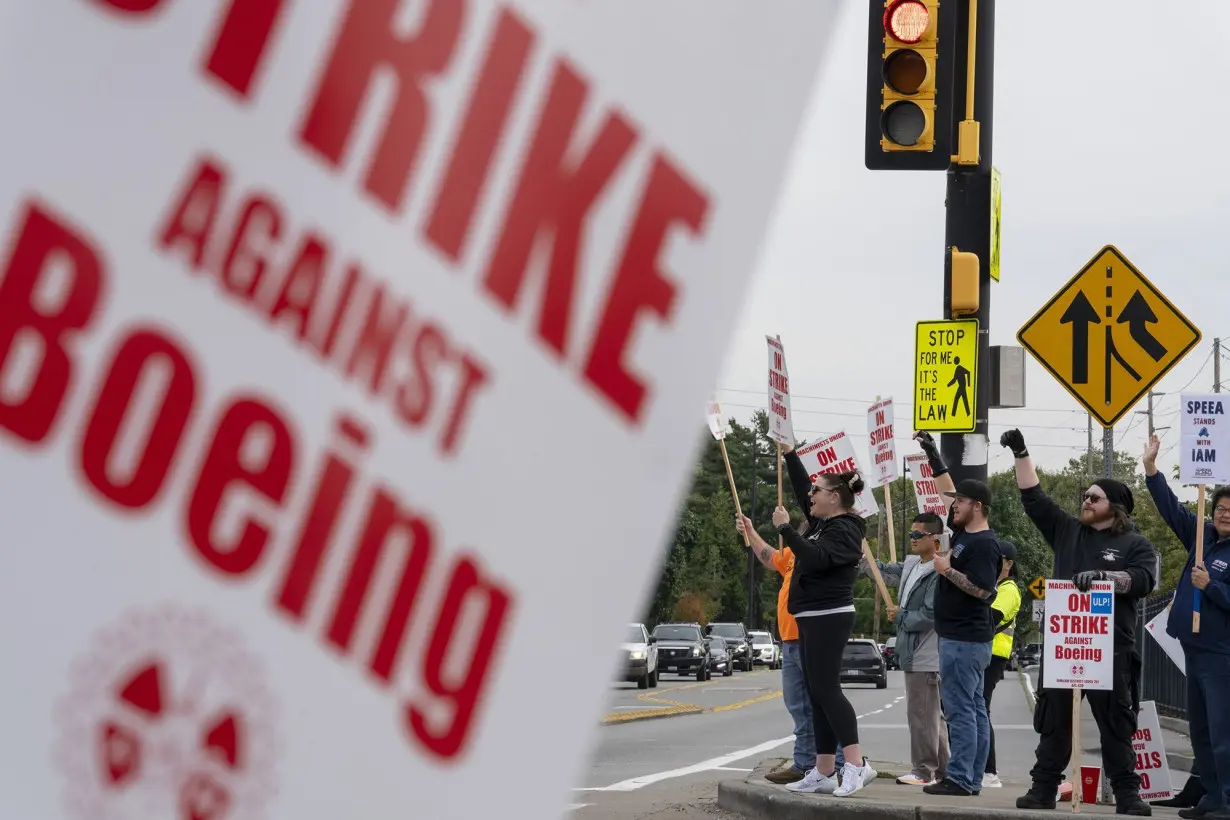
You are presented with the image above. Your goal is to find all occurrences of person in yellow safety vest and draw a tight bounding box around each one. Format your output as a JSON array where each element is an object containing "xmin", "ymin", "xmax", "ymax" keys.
[{"xmin": 981, "ymin": 540, "xmax": 1020, "ymax": 789}]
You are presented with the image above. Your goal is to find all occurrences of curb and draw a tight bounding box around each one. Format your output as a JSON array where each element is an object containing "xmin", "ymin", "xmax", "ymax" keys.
[
  {"xmin": 1017, "ymin": 667, "xmax": 1036, "ymax": 713},
  {"xmin": 600, "ymin": 704, "xmax": 704, "ymax": 725}
]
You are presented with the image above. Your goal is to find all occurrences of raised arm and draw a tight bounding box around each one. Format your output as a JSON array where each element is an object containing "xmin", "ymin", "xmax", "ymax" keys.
[
  {"xmin": 1142, "ymin": 433, "xmax": 1199, "ymax": 549},
  {"xmin": 859, "ymin": 553, "xmax": 904, "ymax": 587},
  {"xmin": 913, "ymin": 431, "xmax": 956, "ymax": 510},
  {"xmin": 736, "ymin": 514, "xmax": 780, "ymax": 570},
  {"xmin": 999, "ymin": 429, "xmax": 1078, "ymax": 547}
]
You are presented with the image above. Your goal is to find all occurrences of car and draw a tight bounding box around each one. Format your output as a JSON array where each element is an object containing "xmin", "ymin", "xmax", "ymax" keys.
[
  {"xmin": 840, "ymin": 638, "xmax": 888, "ymax": 689},
  {"xmin": 748, "ymin": 630, "xmax": 780, "ymax": 669},
  {"xmin": 704, "ymin": 622, "xmax": 753, "ymax": 671},
  {"xmin": 651, "ymin": 623, "xmax": 713, "ymax": 680},
  {"xmin": 882, "ymin": 636, "xmax": 899, "ymax": 670},
  {"xmin": 622, "ymin": 622, "xmax": 658, "ymax": 689},
  {"xmin": 1011, "ymin": 641, "xmax": 1042, "ymax": 671},
  {"xmin": 706, "ymin": 636, "xmax": 735, "ymax": 677}
]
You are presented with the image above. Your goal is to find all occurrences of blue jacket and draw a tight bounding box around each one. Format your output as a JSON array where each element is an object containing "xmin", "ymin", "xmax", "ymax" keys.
[{"xmin": 1144, "ymin": 472, "xmax": 1230, "ymax": 654}]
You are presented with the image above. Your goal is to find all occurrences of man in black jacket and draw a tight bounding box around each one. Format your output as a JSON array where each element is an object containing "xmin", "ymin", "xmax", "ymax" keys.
[{"xmin": 1000, "ymin": 429, "xmax": 1157, "ymax": 816}]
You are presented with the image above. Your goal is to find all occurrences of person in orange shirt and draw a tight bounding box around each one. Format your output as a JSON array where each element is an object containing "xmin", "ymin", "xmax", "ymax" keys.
[{"xmin": 748, "ymin": 446, "xmax": 845, "ymax": 785}]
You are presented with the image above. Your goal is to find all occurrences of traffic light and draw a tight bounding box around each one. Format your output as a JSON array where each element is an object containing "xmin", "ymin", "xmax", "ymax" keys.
[
  {"xmin": 948, "ymin": 246, "xmax": 979, "ymax": 316},
  {"xmin": 864, "ymin": 0, "xmax": 957, "ymax": 171}
]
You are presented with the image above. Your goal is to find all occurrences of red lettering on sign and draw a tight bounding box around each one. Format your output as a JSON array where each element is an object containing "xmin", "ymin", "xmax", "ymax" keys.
[
  {"xmin": 0, "ymin": 197, "xmax": 517, "ymax": 764},
  {"xmin": 297, "ymin": 0, "xmax": 466, "ymax": 213},
  {"xmin": 91, "ymin": 0, "xmax": 167, "ymax": 15},
  {"xmin": 202, "ymin": 0, "xmax": 290, "ymax": 99},
  {"xmin": 0, "ymin": 202, "xmax": 104, "ymax": 444}
]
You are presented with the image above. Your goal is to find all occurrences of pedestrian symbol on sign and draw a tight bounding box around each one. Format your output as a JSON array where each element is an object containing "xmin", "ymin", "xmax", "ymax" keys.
[{"xmin": 949, "ymin": 357, "xmax": 971, "ymax": 417}]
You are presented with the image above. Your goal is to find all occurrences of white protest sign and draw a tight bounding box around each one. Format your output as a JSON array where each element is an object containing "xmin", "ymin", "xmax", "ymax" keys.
[
  {"xmin": 766, "ymin": 335, "xmax": 795, "ymax": 446},
  {"xmin": 1181, "ymin": 393, "xmax": 1230, "ymax": 484},
  {"xmin": 905, "ymin": 453, "xmax": 947, "ymax": 516},
  {"xmin": 1042, "ymin": 580, "xmax": 1115, "ymax": 690},
  {"xmin": 1129, "ymin": 701, "xmax": 1175, "ymax": 802},
  {"xmin": 0, "ymin": 2, "xmax": 842, "ymax": 817},
  {"xmin": 1145, "ymin": 605, "xmax": 1186, "ymax": 675},
  {"xmin": 867, "ymin": 397, "xmax": 898, "ymax": 487},
  {"xmin": 707, "ymin": 397, "xmax": 727, "ymax": 440},
  {"xmin": 796, "ymin": 432, "xmax": 880, "ymax": 518}
]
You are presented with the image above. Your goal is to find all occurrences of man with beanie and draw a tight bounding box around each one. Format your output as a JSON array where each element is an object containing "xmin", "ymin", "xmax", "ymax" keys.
[
  {"xmin": 1000, "ymin": 429, "xmax": 1158, "ymax": 816},
  {"xmin": 912, "ymin": 432, "xmax": 1002, "ymax": 798}
]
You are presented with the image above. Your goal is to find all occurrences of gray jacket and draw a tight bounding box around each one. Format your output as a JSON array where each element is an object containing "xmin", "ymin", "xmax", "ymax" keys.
[{"xmin": 860, "ymin": 554, "xmax": 940, "ymax": 673}]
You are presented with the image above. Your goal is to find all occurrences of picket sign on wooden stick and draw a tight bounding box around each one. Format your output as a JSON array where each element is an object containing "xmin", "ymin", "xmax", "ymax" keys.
[
  {"xmin": 1071, "ymin": 688, "xmax": 1082, "ymax": 813},
  {"xmin": 871, "ymin": 394, "xmax": 898, "ymax": 563},
  {"xmin": 707, "ymin": 398, "xmax": 749, "ymax": 546},
  {"xmin": 862, "ymin": 540, "xmax": 893, "ymax": 609},
  {"xmin": 1194, "ymin": 484, "xmax": 1207, "ymax": 633}
]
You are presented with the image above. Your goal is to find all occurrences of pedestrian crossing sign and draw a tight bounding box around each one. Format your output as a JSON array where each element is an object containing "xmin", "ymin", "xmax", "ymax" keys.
[{"xmin": 913, "ymin": 319, "xmax": 979, "ymax": 433}]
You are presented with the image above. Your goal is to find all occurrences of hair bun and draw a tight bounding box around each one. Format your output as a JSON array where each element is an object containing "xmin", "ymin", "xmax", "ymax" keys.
[{"xmin": 846, "ymin": 472, "xmax": 865, "ymax": 494}]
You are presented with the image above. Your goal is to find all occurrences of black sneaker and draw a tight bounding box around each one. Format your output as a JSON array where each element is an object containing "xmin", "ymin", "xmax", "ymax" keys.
[
  {"xmin": 1116, "ymin": 796, "xmax": 1152, "ymax": 816},
  {"xmin": 1017, "ymin": 789, "xmax": 1058, "ymax": 810},
  {"xmin": 924, "ymin": 778, "xmax": 974, "ymax": 796},
  {"xmin": 1178, "ymin": 808, "xmax": 1210, "ymax": 819}
]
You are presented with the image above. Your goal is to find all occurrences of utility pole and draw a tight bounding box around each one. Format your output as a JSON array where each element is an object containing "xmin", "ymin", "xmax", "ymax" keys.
[
  {"xmin": 1216, "ymin": 337, "xmax": 1222, "ymax": 393},
  {"xmin": 1102, "ymin": 425, "xmax": 1114, "ymax": 478},
  {"xmin": 940, "ymin": 0, "xmax": 997, "ymax": 488},
  {"xmin": 1087, "ymin": 414, "xmax": 1094, "ymax": 478}
]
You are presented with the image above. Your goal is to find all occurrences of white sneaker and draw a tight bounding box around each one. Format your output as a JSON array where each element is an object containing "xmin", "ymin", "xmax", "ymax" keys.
[
  {"xmin": 833, "ymin": 759, "xmax": 878, "ymax": 797},
  {"xmin": 785, "ymin": 767, "xmax": 839, "ymax": 794},
  {"xmin": 896, "ymin": 772, "xmax": 933, "ymax": 786},
  {"xmin": 982, "ymin": 773, "xmax": 1003, "ymax": 788}
]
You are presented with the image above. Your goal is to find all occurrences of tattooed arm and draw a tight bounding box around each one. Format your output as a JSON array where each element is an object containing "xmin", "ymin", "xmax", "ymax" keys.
[
  {"xmin": 938, "ymin": 566, "xmax": 996, "ymax": 600},
  {"xmin": 753, "ymin": 544, "xmax": 779, "ymax": 571}
]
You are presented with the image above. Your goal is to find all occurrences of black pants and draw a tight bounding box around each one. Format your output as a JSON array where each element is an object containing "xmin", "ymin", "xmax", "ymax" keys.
[
  {"xmin": 983, "ymin": 654, "xmax": 1008, "ymax": 774},
  {"xmin": 1029, "ymin": 650, "xmax": 1141, "ymax": 799},
  {"xmin": 797, "ymin": 611, "xmax": 859, "ymax": 759}
]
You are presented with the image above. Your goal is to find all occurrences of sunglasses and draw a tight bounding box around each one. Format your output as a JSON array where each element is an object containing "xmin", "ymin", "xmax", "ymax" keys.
[
  {"xmin": 908, "ymin": 531, "xmax": 935, "ymax": 540},
  {"xmin": 1083, "ymin": 493, "xmax": 1107, "ymax": 504},
  {"xmin": 809, "ymin": 485, "xmax": 837, "ymax": 496}
]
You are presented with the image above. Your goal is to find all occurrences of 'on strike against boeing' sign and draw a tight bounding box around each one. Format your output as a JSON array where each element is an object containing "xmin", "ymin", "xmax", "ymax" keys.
[{"xmin": 1042, "ymin": 579, "xmax": 1115, "ymax": 690}]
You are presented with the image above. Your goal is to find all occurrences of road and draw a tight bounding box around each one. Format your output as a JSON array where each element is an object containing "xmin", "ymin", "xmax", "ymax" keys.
[{"xmin": 568, "ymin": 665, "xmax": 1039, "ymax": 819}]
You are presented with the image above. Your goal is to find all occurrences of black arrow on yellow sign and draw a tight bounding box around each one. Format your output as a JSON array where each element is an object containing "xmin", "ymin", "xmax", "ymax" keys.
[
  {"xmin": 1060, "ymin": 291, "xmax": 1099, "ymax": 384},
  {"xmin": 1118, "ymin": 290, "xmax": 1167, "ymax": 361}
]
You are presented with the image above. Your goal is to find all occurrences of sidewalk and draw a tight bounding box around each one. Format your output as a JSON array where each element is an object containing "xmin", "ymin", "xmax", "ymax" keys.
[{"xmin": 719, "ymin": 757, "xmax": 1189, "ymax": 820}]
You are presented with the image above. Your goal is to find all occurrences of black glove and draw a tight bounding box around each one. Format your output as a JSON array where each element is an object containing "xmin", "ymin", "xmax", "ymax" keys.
[
  {"xmin": 912, "ymin": 431, "xmax": 948, "ymax": 478},
  {"xmin": 1072, "ymin": 569, "xmax": 1107, "ymax": 592},
  {"xmin": 1000, "ymin": 429, "xmax": 1029, "ymax": 458}
]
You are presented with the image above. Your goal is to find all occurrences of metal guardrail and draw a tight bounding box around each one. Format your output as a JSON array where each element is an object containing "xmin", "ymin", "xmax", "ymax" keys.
[{"xmin": 1135, "ymin": 592, "xmax": 1187, "ymax": 720}]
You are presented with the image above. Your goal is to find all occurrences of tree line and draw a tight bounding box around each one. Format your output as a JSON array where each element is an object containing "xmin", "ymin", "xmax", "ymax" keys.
[{"xmin": 642, "ymin": 410, "xmax": 1190, "ymax": 643}]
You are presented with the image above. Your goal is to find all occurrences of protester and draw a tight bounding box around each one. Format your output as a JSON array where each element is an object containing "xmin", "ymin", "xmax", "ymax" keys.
[
  {"xmin": 860, "ymin": 511, "xmax": 949, "ymax": 786},
  {"xmin": 1000, "ymin": 429, "xmax": 1156, "ymax": 816},
  {"xmin": 738, "ymin": 464, "xmax": 874, "ymax": 797},
  {"xmin": 747, "ymin": 481, "xmax": 842, "ymax": 783},
  {"xmin": 1143, "ymin": 433, "xmax": 1230, "ymax": 819},
  {"xmin": 982, "ymin": 540, "xmax": 1021, "ymax": 789},
  {"xmin": 910, "ymin": 432, "xmax": 1001, "ymax": 798}
]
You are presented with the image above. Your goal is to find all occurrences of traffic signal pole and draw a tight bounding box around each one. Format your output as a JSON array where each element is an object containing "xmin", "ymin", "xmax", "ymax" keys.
[{"xmin": 939, "ymin": 0, "xmax": 995, "ymax": 487}]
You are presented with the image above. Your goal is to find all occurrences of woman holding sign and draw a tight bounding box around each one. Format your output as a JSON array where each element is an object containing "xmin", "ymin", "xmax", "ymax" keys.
[
  {"xmin": 1143, "ymin": 434, "xmax": 1230, "ymax": 819},
  {"xmin": 737, "ymin": 467, "xmax": 875, "ymax": 798}
]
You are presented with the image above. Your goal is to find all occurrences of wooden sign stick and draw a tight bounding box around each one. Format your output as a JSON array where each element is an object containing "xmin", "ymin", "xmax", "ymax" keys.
[
  {"xmin": 862, "ymin": 539, "xmax": 893, "ymax": 608},
  {"xmin": 718, "ymin": 437, "xmax": 750, "ymax": 546},
  {"xmin": 1195, "ymin": 484, "xmax": 1207, "ymax": 634}
]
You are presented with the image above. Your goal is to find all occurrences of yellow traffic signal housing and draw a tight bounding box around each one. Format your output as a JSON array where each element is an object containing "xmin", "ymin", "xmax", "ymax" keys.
[
  {"xmin": 880, "ymin": 0, "xmax": 939, "ymax": 152},
  {"xmin": 864, "ymin": 0, "xmax": 957, "ymax": 171},
  {"xmin": 949, "ymin": 246, "xmax": 979, "ymax": 316}
]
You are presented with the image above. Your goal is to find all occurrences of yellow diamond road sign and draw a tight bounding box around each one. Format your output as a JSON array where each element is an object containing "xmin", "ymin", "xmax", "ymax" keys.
[
  {"xmin": 1017, "ymin": 246, "xmax": 1201, "ymax": 428},
  {"xmin": 914, "ymin": 319, "xmax": 979, "ymax": 433}
]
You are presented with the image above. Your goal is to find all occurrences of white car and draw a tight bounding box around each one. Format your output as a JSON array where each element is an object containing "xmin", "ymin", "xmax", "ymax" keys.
[
  {"xmin": 622, "ymin": 623, "xmax": 659, "ymax": 689},
  {"xmin": 748, "ymin": 631, "xmax": 781, "ymax": 669}
]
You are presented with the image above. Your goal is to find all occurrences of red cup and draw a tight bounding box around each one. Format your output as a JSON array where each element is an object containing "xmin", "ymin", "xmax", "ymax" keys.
[{"xmin": 1080, "ymin": 767, "xmax": 1101, "ymax": 804}]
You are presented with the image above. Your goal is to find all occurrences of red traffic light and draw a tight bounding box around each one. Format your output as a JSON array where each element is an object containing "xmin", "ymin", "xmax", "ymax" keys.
[{"xmin": 883, "ymin": 0, "xmax": 929, "ymax": 44}]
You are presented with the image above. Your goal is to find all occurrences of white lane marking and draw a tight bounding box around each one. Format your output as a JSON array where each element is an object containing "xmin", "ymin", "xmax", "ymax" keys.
[
  {"xmin": 860, "ymin": 723, "xmax": 1036, "ymax": 730},
  {"xmin": 577, "ymin": 694, "xmax": 909, "ymax": 792},
  {"xmin": 576, "ymin": 735, "xmax": 794, "ymax": 792},
  {"xmin": 713, "ymin": 766, "xmax": 754, "ymax": 772},
  {"xmin": 564, "ymin": 804, "xmax": 592, "ymax": 811}
]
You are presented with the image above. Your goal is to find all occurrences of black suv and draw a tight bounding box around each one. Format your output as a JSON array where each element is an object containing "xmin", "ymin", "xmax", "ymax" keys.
[
  {"xmin": 704, "ymin": 622, "xmax": 753, "ymax": 671},
  {"xmin": 840, "ymin": 638, "xmax": 888, "ymax": 688},
  {"xmin": 651, "ymin": 623, "xmax": 713, "ymax": 680}
]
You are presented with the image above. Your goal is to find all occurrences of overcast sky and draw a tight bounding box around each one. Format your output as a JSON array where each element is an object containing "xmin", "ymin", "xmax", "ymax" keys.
[{"xmin": 716, "ymin": 0, "xmax": 1229, "ymax": 495}]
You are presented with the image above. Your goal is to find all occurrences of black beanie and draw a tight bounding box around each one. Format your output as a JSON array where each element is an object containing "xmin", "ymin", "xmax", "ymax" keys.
[{"xmin": 1093, "ymin": 478, "xmax": 1134, "ymax": 514}]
